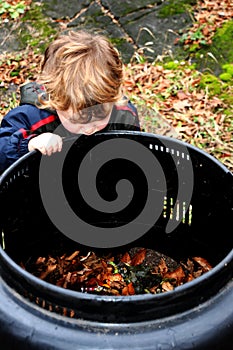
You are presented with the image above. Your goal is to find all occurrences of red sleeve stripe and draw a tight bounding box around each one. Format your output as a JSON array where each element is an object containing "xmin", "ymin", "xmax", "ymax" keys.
[
  {"xmin": 19, "ymin": 128, "xmax": 28, "ymax": 139},
  {"xmin": 115, "ymin": 105, "xmax": 137, "ymax": 116},
  {"xmin": 30, "ymin": 115, "xmax": 57, "ymax": 131},
  {"xmin": 19, "ymin": 115, "xmax": 57, "ymax": 139}
]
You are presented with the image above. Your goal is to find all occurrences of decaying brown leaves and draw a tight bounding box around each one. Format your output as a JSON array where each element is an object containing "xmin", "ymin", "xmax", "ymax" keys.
[
  {"xmin": 181, "ymin": 0, "xmax": 233, "ymax": 48},
  {"xmin": 123, "ymin": 60, "xmax": 233, "ymax": 171},
  {"xmin": 0, "ymin": 51, "xmax": 41, "ymax": 85},
  {"xmin": 21, "ymin": 247, "xmax": 212, "ymax": 296}
]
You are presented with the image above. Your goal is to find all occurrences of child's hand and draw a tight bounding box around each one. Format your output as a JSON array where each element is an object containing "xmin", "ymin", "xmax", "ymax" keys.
[{"xmin": 28, "ymin": 133, "xmax": 63, "ymax": 156}]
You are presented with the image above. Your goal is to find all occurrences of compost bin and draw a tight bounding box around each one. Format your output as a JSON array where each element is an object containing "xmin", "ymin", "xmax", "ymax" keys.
[{"xmin": 0, "ymin": 131, "xmax": 232, "ymax": 350}]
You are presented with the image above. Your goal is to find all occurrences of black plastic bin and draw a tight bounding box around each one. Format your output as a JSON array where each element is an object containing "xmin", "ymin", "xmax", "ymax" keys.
[{"xmin": 0, "ymin": 131, "xmax": 232, "ymax": 350}]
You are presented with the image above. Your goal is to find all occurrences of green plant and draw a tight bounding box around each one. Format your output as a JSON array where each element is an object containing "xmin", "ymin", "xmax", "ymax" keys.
[
  {"xmin": 219, "ymin": 64, "xmax": 233, "ymax": 82},
  {"xmin": 199, "ymin": 73, "xmax": 222, "ymax": 95},
  {"xmin": 222, "ymin": 64, "xmax": 233, "ymax": 76},
  {"xmin": 158, "ymin": 0, "xmax": 195, "ymax": 17},
  {"xmin": 179, "ymin": 25, "xmax": 207, "ymax": 50},
  {"xmin": 0, "ymin": 0, "xmax": 27, "ymax": 21},
  {"xmin": 219, "ymin": 73, "xmax": 232, "ymax": 82}
]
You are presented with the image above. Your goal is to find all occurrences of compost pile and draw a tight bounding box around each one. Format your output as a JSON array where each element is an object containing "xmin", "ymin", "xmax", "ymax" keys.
[{"xmin": 21, "ymin": 247, "xmax": 212, "ymax": 296}]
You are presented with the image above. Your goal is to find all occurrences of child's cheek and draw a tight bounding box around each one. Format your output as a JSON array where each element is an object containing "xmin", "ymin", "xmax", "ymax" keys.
[{"xmin": 96, "ymin": 121, "xmax": 109, "ymax": 131}]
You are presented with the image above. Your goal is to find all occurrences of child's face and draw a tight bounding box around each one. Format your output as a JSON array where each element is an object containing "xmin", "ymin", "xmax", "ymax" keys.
[{"xmin": 57, "ymin": 103, "xmax": 113, "ymax": 135}]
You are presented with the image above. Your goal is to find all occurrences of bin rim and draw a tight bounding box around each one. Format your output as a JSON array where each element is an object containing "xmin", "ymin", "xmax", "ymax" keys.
[{"xmin": 0, "ymin": 131, "xmax": 232, "ymax": 185}]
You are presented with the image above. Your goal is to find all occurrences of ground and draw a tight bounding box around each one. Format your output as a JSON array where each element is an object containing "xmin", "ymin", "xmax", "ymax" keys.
[{"xmin": 0, "ymin": 0, "xmax": 232, "ymax": 171}]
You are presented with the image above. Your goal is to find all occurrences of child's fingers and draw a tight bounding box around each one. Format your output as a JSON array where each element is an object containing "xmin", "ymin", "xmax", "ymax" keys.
[
  {"xmin": 28, "ymin": 133, "xmax": 63, "ymax": 155},
  {"xmin": 38, "ymin": 145, "xmax": 47, "ymax": 155},
  {"xmin": 57, "ymin": 138, "xmax": 63, "ymax": 152},
  {"xmin": 45, "ymin": 135, "xmax": 63, "ymax": 156}
]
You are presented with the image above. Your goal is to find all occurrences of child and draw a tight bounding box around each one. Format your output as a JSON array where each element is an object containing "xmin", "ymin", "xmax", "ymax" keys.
[{"xmin": 0, "ymin": 30, "xmax": 140, "ymax": 173}]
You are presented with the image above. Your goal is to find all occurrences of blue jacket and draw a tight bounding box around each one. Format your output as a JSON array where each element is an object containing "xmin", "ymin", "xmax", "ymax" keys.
[{"xmin": 0, "ymin": 82, "xmax": 140, "ymax": 173}]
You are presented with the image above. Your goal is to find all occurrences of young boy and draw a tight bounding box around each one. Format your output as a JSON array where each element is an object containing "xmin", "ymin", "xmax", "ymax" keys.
[{"xmin": 0, "ymin": 30, "xmax": 140, "ymax": 173}]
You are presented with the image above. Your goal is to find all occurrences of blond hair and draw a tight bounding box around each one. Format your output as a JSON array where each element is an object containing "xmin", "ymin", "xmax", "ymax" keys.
[{"xmin": 39, "ymin": 30, "xmax": 124, "ymax": 118}]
